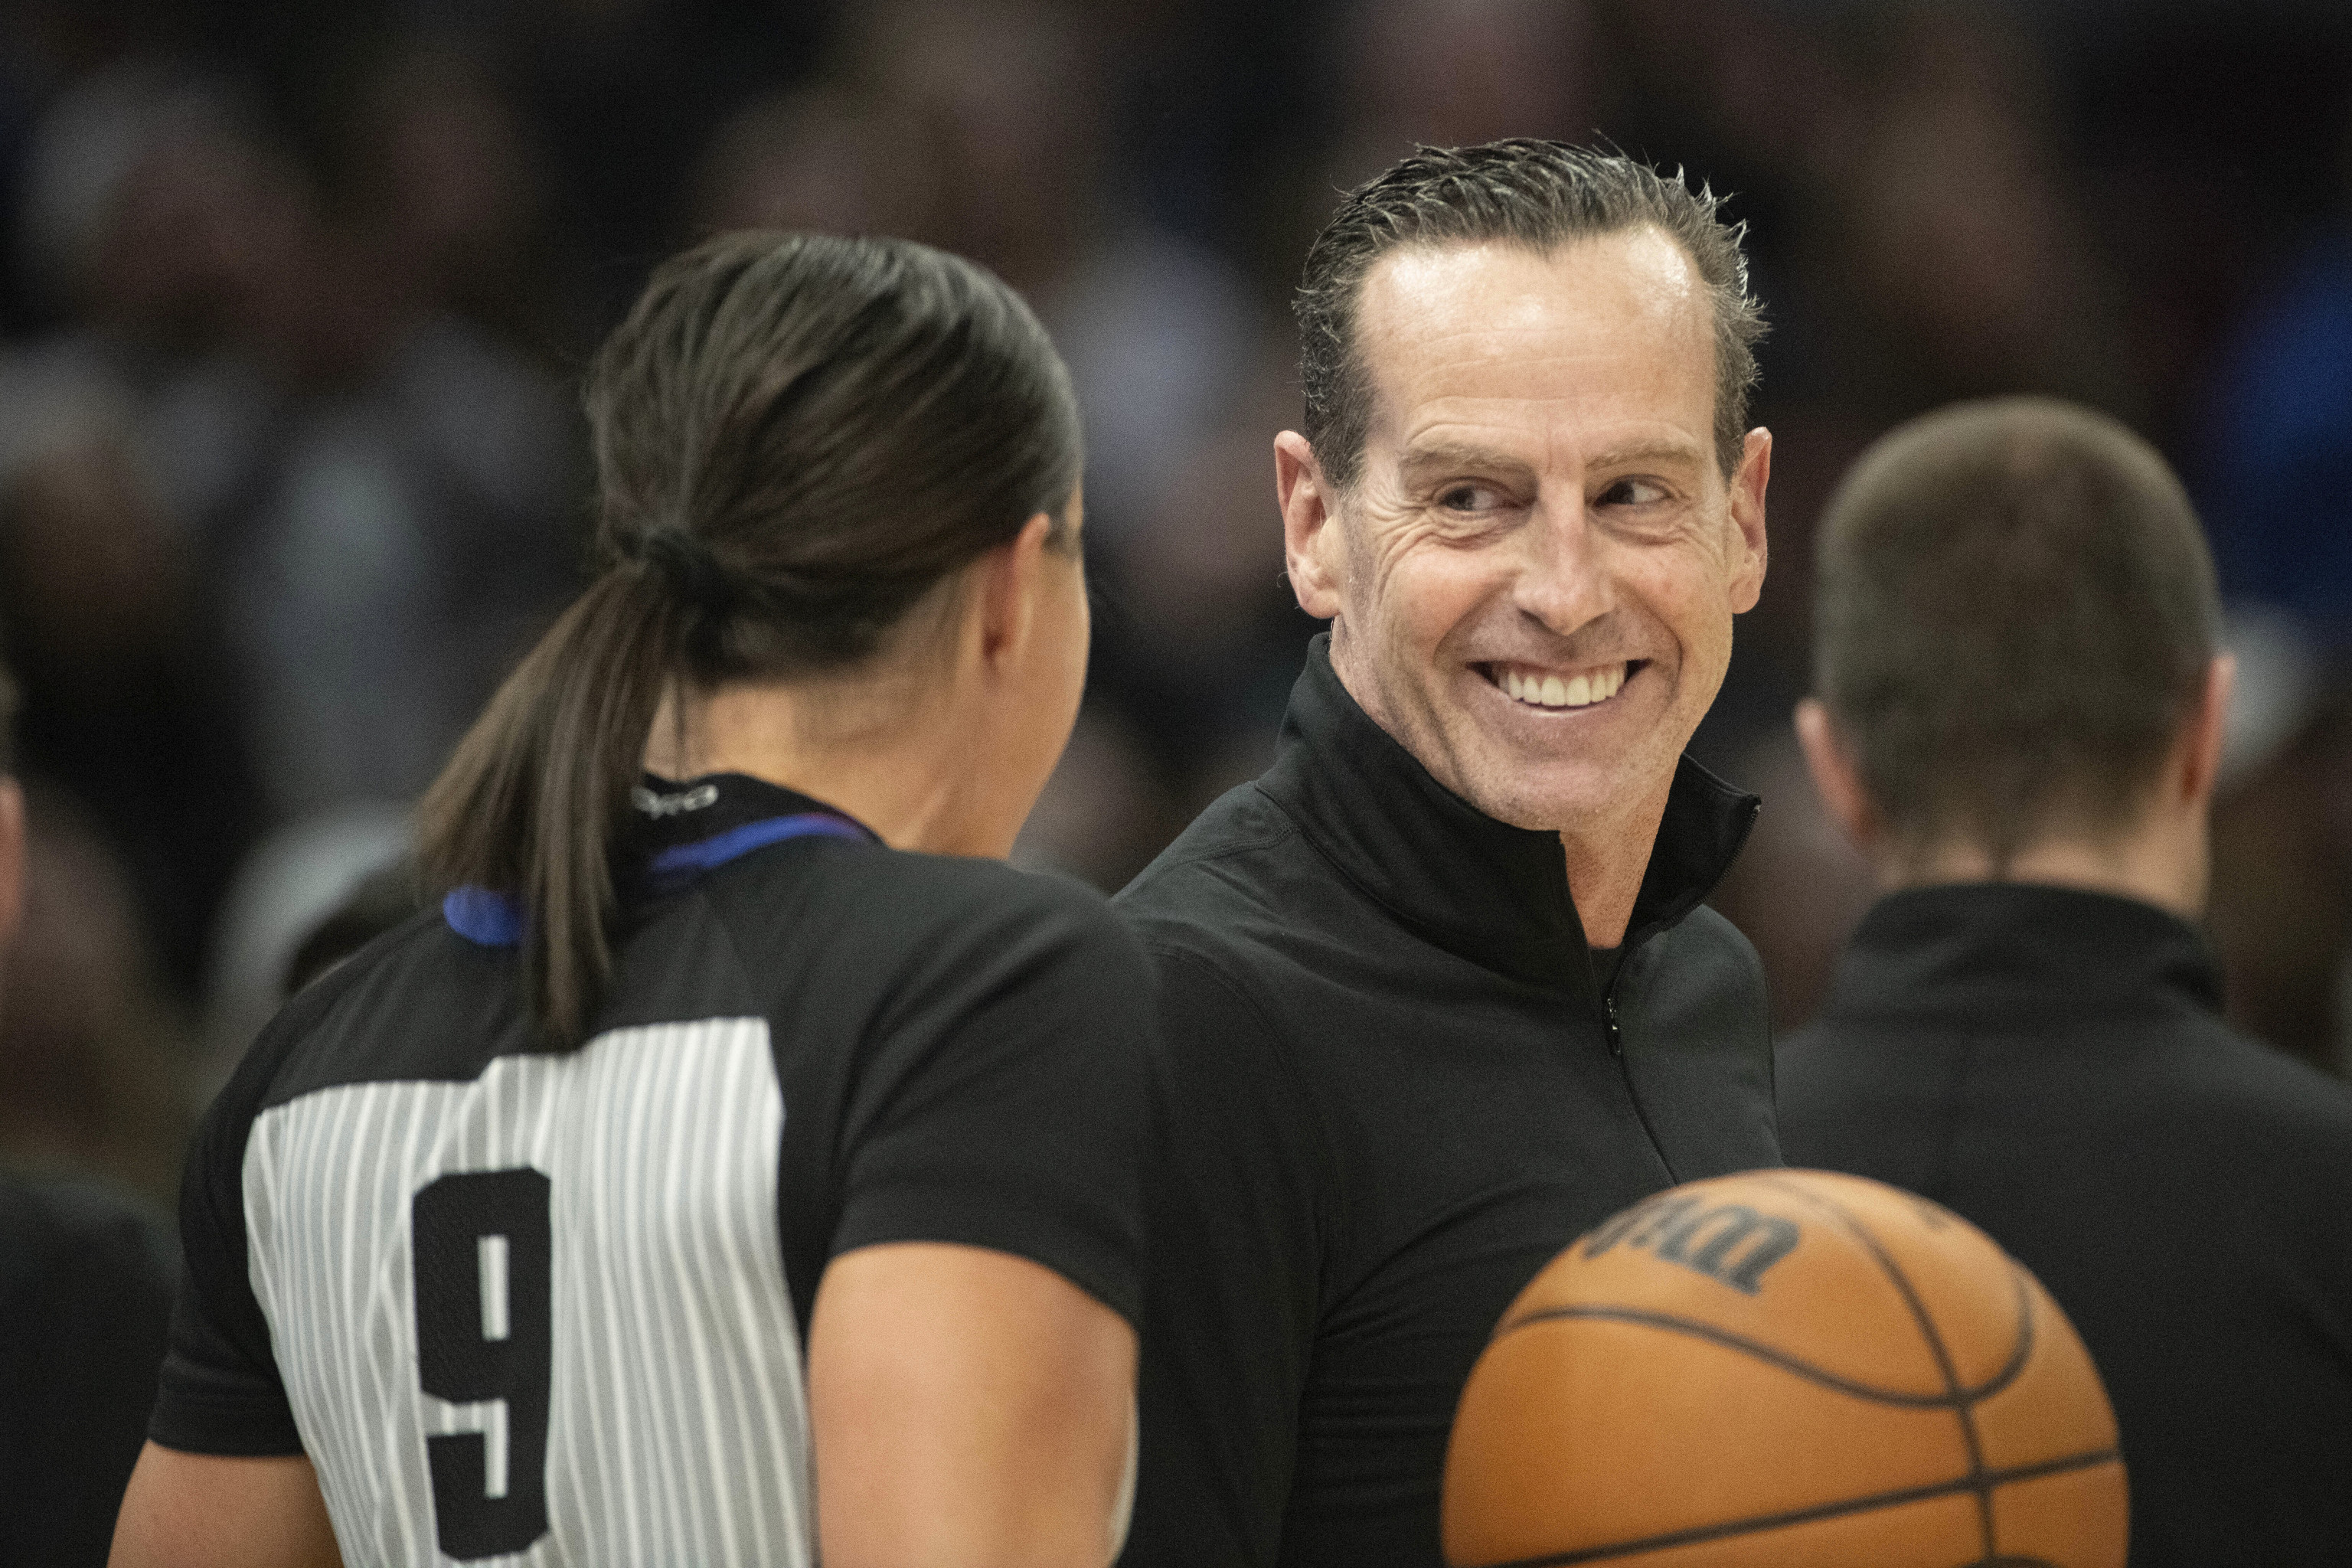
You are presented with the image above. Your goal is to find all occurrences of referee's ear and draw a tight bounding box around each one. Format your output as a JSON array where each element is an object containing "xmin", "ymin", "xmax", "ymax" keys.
[{"xmin": 973, "ymin": 509, "xmax": 1060, "ymax": 675}]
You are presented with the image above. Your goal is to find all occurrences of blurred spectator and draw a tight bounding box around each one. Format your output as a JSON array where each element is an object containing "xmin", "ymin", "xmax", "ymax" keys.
[
  {"xmin": 279, "ymin": 854, "xmax": 423, "ymax": 998},
  {"xmin": 213, "ymin": 35, "xmax": 579, "ymax": 822},
  {"xmin": 2175, "ymin": 99, "xmax": 2352, "ymax": 1072},
  {"xmin": 2070, "ymin": 4, "xmax": 2351, "ymax": 451},
  {"xmin": 507, "ymin": 0, "xmax": 833, "ymax": 318},
  {"xmin": 826, "ymin": 0, "xmax": 1259, "ymax": 550},
  {"xmin": 0, "ymin": 656, "xmax": 178, "ymax": 1568},
  {"xmin": 690, "ymin": 83, "xmax": 936, "ymax": 244},
  {"xmin": 215, "ymin": 312, "xmax": 573, "ymax": 819},
  {"xmin": 1325, "ymin": 0, "xmax": 1597, "ymax": 188},
  {"xmin": 1011, "ymin": 707, "xmax": 1174, "ymax": 891},
  {"xmin": 0, "ymin": 60, "xmax": 287, "ymax": 988},
  {"xmin": 316, "ymin": 38, "xmax": 577, "ymax": 363},
  {"xmin": 1250, "ymin": 0, "xmax": 1600, "ymax": 315},
  {"xmin": 1802, "ymin": 4, "xmax": 2137, "ymax": 421},
  {"xmin": 0, "ymin": 779, "xmax": 190, "ymax": 1205},
  {"xmin": 201, "ymin": 802, "xmax": 408, "ymax": 1085},
  {"xmin": 0, "ymin": 1165, "xmax": 175, "ymax": 1568},
  {"xmin": 0, "ymin": 44, "xmax": 577, "ymax": 985},
  {"xmin": 1089, "ymin": 349, "xmax": 1320, "ymax": 795},
  {"xmin": 2195, "ymin": 228, "xmax": 2352, "ymax": 645},
  {"xmin": 2207, "ymin": 612, "xmax": 2352, "ymax": 1078}
]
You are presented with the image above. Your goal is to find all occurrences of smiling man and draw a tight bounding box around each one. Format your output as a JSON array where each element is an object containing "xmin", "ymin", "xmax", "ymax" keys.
[{"xmin": 1115, "ymin": 143, "xmax": 1780, "ymax": 1567}]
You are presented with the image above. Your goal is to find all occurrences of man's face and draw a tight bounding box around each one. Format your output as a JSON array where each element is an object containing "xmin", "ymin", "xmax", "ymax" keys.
[{"xmin": 1282, "ymin": 230, "xmax": 1769, "ymax": 836}]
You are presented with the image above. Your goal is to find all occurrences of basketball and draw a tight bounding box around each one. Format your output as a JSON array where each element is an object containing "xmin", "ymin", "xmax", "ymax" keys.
[{"xmin": 1442, "ymin": 1170, "xmax": 2126, "ymax": 1567}]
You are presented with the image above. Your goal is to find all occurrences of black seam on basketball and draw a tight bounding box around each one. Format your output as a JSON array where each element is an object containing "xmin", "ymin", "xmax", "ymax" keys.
[
  {"xmin": 1744, "ymin": 1174, "xmax": 1998, "ymax": 1556},
  {"xmin": 1527, "ymin": 1184, "xmax": 2041, "ymax": 1401},
  {"xmin": 1965, "ymin": 1267, "xmax": 2037, "ymax": 1403},
  {"xmin": 1498, "ymin": 1305, "xmax": 1985, "ymax": 1408},
  {"xmin": 1463, "ymin": 1448, "xmax": 2122, "ymax": 1568}
]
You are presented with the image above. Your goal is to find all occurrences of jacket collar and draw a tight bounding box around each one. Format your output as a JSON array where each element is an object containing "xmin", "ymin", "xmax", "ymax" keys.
[
  {"xmin": 618, "ymin": 773, "xmax": 877, "ymax": 903},
  {"xmin": 1256, "ymin": 635, "xmax": 1760, "ymax": 992},
  {"xmin": 1818, "ymin": 882, "xmax": 2226, "ymax": 1033},
  {"xmin": 446, "ymin": 773, "xmax": 877, "ymax": 949}
]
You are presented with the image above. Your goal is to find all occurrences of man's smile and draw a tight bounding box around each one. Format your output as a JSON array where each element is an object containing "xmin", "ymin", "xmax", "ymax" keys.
[{"xmin": 1473, "ymin": 658, "xmax": 1648, "ymax": 711}]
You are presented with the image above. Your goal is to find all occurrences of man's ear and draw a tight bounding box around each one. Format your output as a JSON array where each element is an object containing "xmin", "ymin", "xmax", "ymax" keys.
[
  {"xmin": 1276, "ymin": 431, "xmax": 1344, "ymax": 621},
  {"xmin": 1795, "ymin": 698, "xmax": 1877, "ymax": 859},
  {"xmin": 975, "ymin": 511, "xmax": 1055, "ymax": 674},
  {"xmin": 1726, "ymin": 426, "xmax": 1771, "ymax": 614},
  {"xmin": 2177, "ymin": 652, "xmax": 2235, "ymax": 808}
]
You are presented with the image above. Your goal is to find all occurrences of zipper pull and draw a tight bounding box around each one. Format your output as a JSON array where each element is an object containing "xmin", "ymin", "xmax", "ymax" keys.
[{"xmin": 1605, "ymin": 993, "xmax": 1624, "ymax": 1057}]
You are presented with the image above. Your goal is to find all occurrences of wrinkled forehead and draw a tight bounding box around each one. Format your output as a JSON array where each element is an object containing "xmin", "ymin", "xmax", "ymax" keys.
[{"xmin": 1350, "ymin": 229, "xmax": 1716, "ymax": 459}]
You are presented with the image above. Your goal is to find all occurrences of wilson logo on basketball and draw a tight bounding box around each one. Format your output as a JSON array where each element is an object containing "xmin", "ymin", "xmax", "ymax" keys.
[{"xmin": 1581, "ymin": 1194, "xmax": 1801, "ymax": 1295}]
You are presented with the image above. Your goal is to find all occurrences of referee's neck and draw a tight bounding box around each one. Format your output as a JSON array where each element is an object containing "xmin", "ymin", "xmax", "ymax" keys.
[{"xmin": 641, "ymin": 673, "xmax": 984, "ymax": 858}]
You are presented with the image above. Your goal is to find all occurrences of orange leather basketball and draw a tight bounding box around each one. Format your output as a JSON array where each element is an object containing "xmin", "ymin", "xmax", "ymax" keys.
[{"xmin": 1442, "ymin": 1169, "xmax": 2126, "ymax": 1567}]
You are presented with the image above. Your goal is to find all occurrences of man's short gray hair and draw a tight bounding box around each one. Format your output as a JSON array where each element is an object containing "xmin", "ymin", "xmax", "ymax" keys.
[{"xmin": 1295, "ymin": 139, "xmax": 1766, "ymax": 488}]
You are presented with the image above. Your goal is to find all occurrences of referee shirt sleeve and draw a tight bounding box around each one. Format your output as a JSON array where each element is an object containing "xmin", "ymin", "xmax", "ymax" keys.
[
  {"xmin": 1117, "ymin": 946, "xmax": 1332, "ymax": 1568},
  {"xmin": 829, "ymin": 882, "xmax": 1155, "ymax": 1328},
  {"xmin": 147, "ymin": 1008, "xmax": 310, "ymax": 1455}
]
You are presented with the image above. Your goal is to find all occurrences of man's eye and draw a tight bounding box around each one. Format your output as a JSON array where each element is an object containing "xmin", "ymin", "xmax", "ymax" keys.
[
  {"xmin": 1439, "ymin": 484, "xmax": 1501, "ymax": 512},
  {"xmin": 1598, "ymin": 477, "xmax": 1669, "ymax": 507}
]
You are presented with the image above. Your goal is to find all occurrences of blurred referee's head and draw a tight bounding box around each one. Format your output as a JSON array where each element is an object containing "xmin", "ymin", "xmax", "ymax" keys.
[{"xmin": 1800, "ymin": 397, "xmax": 2228, "ymax": 913}]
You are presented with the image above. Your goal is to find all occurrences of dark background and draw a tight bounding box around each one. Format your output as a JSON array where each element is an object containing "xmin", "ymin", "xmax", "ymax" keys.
[{"xmin": 0, "ymin": 0, "xmax": 2347, "ymax": 1208}]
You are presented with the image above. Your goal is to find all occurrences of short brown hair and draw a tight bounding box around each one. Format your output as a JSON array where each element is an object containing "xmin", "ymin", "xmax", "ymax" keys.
[
  {"xmin": 1295, "ymin": 139, "xmax": 1766, "ymax": 486},
  {"xmin": 1813, "ymin": 397, "xmax": 2220, "ymax": 867}
]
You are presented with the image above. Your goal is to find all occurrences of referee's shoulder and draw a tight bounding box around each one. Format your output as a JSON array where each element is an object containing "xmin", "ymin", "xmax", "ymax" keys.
[
  {"xmin": 257, "ymin": 905, "xmax": 451, "ymax": 1044},
  {"xmin": 910, "ymin": 851, "xmax": 1141, "ymax": 955},
  {"xmin": 196, "ymin": 906, "xmax": 465, "ymax": 1140},
  {"xmin": 714, "ymin": 837, "xmax": 1148, "ymax": 976}
]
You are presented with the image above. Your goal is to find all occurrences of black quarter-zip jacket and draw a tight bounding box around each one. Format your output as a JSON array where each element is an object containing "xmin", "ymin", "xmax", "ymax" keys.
[{"xmin": 1115, "ymin": 637, "xmax": 1780, "ymax": 1568}]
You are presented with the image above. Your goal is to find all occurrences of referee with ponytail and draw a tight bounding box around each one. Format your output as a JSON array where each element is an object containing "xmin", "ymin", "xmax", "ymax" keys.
[{"xmin": 112, "ymin": 233, "xmax": 1150, "ymax": 1568}]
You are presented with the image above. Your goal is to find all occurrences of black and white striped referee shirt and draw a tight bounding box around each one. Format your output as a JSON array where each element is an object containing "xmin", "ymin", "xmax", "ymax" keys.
[{"xmin": 150, "ymin": 773, "xmax": 1152, "ymax": 1566}]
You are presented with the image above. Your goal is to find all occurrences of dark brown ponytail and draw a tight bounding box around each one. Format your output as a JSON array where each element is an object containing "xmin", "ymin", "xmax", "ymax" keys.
[{"xmin": 418, "ymin": 232, "xmax": 1083, "ymax": 1045}]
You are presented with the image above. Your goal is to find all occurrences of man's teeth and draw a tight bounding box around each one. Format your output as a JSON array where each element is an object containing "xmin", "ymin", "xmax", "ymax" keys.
[{"xmin": 1501, "ymin": 663, "xmax": 1627, "ymax": 709}]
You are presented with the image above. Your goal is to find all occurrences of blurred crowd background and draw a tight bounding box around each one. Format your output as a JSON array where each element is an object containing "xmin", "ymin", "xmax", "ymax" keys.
[{"xmin": 0, "ymin": 0, "xmax": 2347, "ymax": 1212}]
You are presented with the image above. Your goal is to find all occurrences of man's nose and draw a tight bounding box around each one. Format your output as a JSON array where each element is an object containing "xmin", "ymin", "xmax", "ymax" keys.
[{"xmin": 1511, "ymin": 497, "xmax": 1615, "ymax": 638}]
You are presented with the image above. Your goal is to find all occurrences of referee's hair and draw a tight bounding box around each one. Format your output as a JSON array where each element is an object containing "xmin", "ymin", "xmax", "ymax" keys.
[
  {"xmin": 1813, "ymin": 396, "xmax": 2220, "ymax": 873},
  {"xmin": 1296, "ymin": 140, "xmax": 1765, "ymax": 487},
  {"xmin": 418, "ymin": 231, "xmax": 1083, "ymax": 1046}
]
